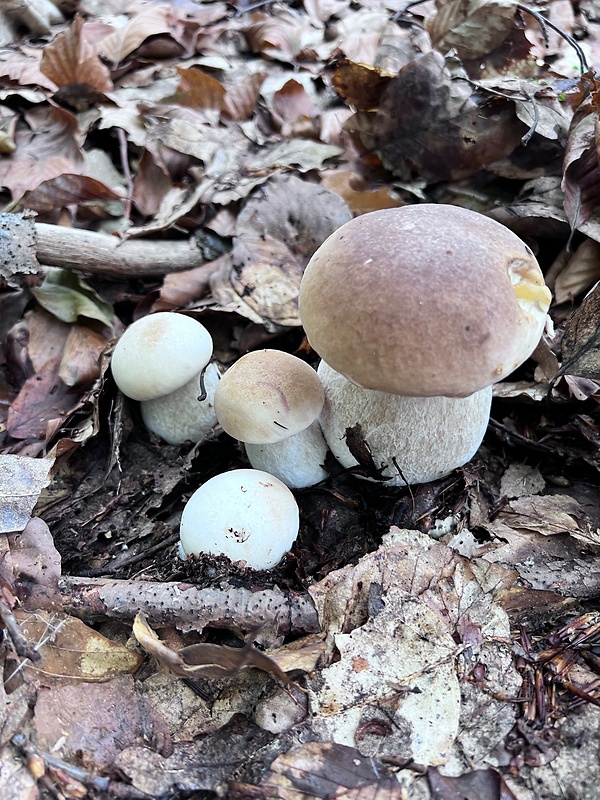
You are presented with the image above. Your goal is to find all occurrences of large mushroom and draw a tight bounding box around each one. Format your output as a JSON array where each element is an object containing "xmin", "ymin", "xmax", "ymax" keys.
[{"xmin": 298, "ymin": 204, "xmax": 551, "ymax": 485}]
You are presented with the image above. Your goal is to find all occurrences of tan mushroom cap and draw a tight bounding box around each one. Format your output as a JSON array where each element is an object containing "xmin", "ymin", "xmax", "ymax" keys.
[
  {"xmin": 214, "ymin": 349, "xmax": 325, "ymax": 444},
  {"xmin": 299, "ymin": 204, "xmax": 552, "ymax": 398}
]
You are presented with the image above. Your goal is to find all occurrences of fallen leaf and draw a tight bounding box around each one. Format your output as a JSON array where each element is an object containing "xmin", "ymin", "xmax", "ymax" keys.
[
  {"xmin": 554, "ymin": 238, "xmax": 600, "ymax": 304},
  {"xmin": 560, "ymin": 282, "xmax": 600, "ymax": 380},
  {"xmin": 40, "ymin": 15, "xmax": 113, "ymax": 93},
  {"xmin": 371, "ymin": 51, "xmax": 525, "ymax": 182},
  {"xmin": 426, "ymin": 0, "xmax": 518, "ymax": 61},
  {"xmin": 14, "ymin": 610, "xmax": 142, "ymax": 681},
  {"xmin": 31, "ymin": 268, "xmax": 115, "ymax": 327},
  {"xmin": 0, "ymin": 456, "xmax": 54, "ymax": 533},
  {"xmin": 562, "ymin": 82, "xmax": 600, "ymax": 235}
]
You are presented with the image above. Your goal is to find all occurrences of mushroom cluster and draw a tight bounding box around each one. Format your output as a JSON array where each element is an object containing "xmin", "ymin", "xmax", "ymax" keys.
[{"xmin": 299, "ymin": 204, "xmax": 552, "ymax": 485}]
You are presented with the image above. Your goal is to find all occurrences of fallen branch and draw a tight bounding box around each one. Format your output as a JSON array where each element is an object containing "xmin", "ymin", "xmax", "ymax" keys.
[
  {"xmin": 35, "ymin": 223, "xmax": 212, "ymax": 278},
  {"xmin": 58, "ymin": 576, "xmax": 320, "ymax": 636}
]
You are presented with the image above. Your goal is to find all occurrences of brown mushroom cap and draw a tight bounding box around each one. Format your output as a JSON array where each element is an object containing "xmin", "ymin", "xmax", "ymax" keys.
[
  {"xmin": 299, "ymin": 204, "xmax": 552, "ymax": 397},
  {"xmin": 214, "ymin": 349, "xmax": 325, "ymax": 444}
]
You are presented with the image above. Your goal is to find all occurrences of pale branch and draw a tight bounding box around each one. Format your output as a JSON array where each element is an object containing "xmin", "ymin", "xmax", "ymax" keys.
[
  {"xmin": 35, "ymin": 223, "xmax": 213, "ymax": 278},
  {"xmin": 58, "ymin": 576, "xmax": 320, "ymax": 636}
]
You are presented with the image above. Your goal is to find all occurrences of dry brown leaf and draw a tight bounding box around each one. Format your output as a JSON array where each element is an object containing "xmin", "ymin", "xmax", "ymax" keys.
[
  {"xmin": 33, "ymin": 675, "xmax": 172, "ymax": 771},
  {"xmin": 58, "ymin": 324, "xmax": 110, "ymax": 389},
  {"xmin": 0, "ymin": 105, "xmax": 83, "ymax": 197},
  {"xmin": 261, "ymin": 741, "xmax": 404, "ymax": 798},
  {"xmin": 41, "ymin": 15, "xmax": 113, "ymax": 92},
  {"xmin": 370, "ymin": 51, "xmax": 524, "ymax": 182},
  {"xmin": 426, "ymin": 0, "xmax": 518, "ymax": 61},
  {"xmin": 1, "ymin": 517, "xmax": 61, "ymax": 612},
  {"xmin": 24, "ymin": 173, "xmax": 123, "ymax": 214},
  {"xmin": 554, "ymin": 238, "xmax": 600, "ymax": 304},
  {"xmin": 223, "ymin": 72, "xmax": 266, "ymax": 121},
  {"xmin": 332, "ymin": 59, "xmax": 394, "ymax": 112},
  {"xmin": 99, "ymin": 4, "xmax": 172, "ymax": 65},
  {"xmin": 320, "ymin": 169, "xmax": 404, "ymax": 215},
  {"xmin": 211, "ymin": 175, "xmax": 351, "ymax": 328},
  {"xmin": 0, "ymin": 47, "xmax": 57, "ymax": 91},
  {"xmin": 14, "ymin": 610, "xmax": 143, "ymax": 681},
  {"xmin": 560, "ymin": 281, "xmax": 600, "ymax": 381},
  {"xmin": 497, "ymin": 494, "xmax": 592, "ymax": 538},
  {"xmin": 169, "ymin": 66, "xmax": 226, "ymax": 111}
]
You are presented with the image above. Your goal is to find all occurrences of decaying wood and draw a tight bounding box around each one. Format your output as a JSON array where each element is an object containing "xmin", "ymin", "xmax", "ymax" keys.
[
  {"xmin": 35, "ymin": 223, "xmax": 213, "ymax": 278},
  {"xmin": 58, "ymin": 576, "xmax": 319, "ymax": 636}
]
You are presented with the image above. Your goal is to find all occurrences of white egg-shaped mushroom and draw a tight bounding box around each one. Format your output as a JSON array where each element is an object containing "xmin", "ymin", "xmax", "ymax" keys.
[
  {"xmin": 111, "ymin": 312, "xmax": 213, "ymax": 401},
  {"xmin": 179, "ymin": 469, "xmax": 299, "ymax": 570}
]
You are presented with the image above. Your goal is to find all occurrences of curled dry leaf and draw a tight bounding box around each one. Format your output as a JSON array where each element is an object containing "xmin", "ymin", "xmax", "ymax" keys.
[
  {"xmin": 554, "ymin": 237, "xmax": 600, "ymax": 304},
  {"xmin": 210, "ymin": 174, "xmax": 351, "ymax": 328},
  {"xmin": 562, "ymin": 83, "xmax": 600, "ymax": 235},
  {"xmin": 133, "ymin": 612, "xmax": 305, "ymax": 691},
  {"xmin": 40, "ymin": 15, "xmax": 113, "ymax": 93},
  {"xmin": 426, "ymin": 0, "xmax": 518, "ymax": 61}
]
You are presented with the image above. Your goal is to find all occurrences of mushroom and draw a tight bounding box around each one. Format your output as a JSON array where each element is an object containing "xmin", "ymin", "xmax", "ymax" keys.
[
  {"xmin": 179, "ymin": 469, "xmax": 299, "ymax": 570},
  {"xmin": 214, "ymin": 349, "xmax": 328, "ymax": 488},
  {"xmin": 111, "ymin": 312, "xmax": 219, "ymax": 444},
  {"xmin": 299, "ymin": 204, "xmax": 552, "ymax": 484}
]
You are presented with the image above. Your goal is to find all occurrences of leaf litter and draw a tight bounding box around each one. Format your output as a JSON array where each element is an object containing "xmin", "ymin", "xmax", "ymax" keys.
[{"xmin": 0, "ymin": 0, "xmax": 600, "ymax": 798}]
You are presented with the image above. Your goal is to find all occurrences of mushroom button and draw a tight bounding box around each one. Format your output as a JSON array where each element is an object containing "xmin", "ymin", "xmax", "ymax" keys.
[
  {"xmin": 214, "ymin": 350, "xmax": 329, "ymax": 489},
  {"xmin": 179, "ymin": 469, "xmax": 299, "ymax": 570},
  {"xmin": 111, "ymin": 312, "xmax": 218, "ymax": 445}
]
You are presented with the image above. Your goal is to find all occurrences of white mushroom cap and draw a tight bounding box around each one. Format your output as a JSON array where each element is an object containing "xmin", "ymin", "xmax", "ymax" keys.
[
  {"xmin": 299, "ymin": 205, "xmax": 552, "ymax": 398},
  {"xmin": 245, "ymin": 421, "xmax": 329, "ymax": 488},
  {"xmin": 214, "ymin": 350, "xmax": 325, "ymax": 444},
  {"xmin": 140, "ymin": 362, "xmax": 221, "ymax": 445},
  {"xmin": 179, "ymin": 469, "xmax": 299, "ymax": 570},
  {"xmin": 318, "ymin": 361, "xmax": 492, "ymax": 485},
  {"xmin": 111, "ymin": 312, "xmax": 213, "ymax": 401}
]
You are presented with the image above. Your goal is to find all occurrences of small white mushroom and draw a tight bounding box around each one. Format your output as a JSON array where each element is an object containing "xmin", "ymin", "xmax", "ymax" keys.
[
  {"xmin": 179, "ymin": 469, "xmax": 299, "ymax": 570},
  {"xmin": 110, "ymin": 312, "xmax": 219, "ymax": 444},
  {"xmin": 111, "ymin": 312, "xmax": 213, "ymax": 401},
  {"xmin": 214, "ymin": 350, "xmax": 328, "ymax": 487}
]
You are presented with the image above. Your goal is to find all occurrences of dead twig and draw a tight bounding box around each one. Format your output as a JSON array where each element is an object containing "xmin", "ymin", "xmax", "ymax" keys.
[
  {"xmin": 35, "ymin": 223, "xmax": 219, "ymax": 278},
  {"xmin": 58, "ymin": 576, "xmax": 319, "ymax": 636},
  {"xmin": 11, "ymin": 733, "xmax": 149, "ymax": 799}
]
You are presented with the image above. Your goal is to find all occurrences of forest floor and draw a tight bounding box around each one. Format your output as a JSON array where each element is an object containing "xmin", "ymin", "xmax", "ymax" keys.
[{"xmin": 0, "ymin": 0, "xmax": 600, "ymax": 798}]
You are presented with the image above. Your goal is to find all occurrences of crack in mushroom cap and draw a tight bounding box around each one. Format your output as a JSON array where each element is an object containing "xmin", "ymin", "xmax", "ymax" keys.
[{"xmin": 299, "ymin": 204, "xmax": 552, "ymax": 398}]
